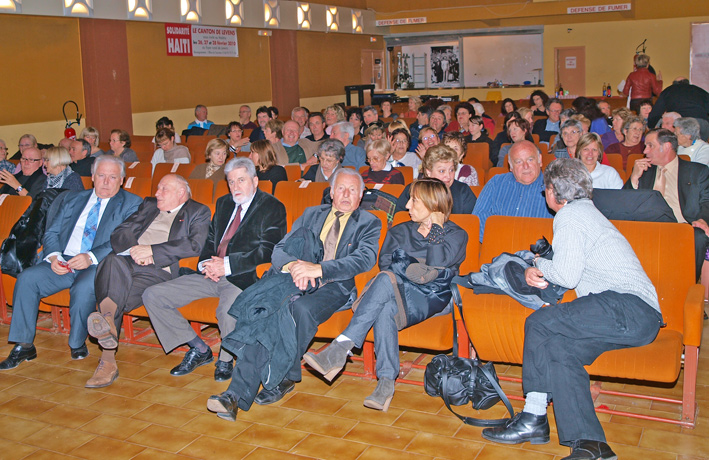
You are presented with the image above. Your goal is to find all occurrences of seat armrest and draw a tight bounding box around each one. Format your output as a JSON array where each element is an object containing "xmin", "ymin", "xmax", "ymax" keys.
[
  {"xmin": 683, "ymin": 284, "xmax": 705, "ymax": 347},
  {"xmin": 179, "ymin": 256, "xmax": 199, "ymax": 270}
]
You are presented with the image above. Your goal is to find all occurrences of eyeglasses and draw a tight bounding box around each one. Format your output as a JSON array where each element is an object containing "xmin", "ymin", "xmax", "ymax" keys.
[
  {"xmin": 230, "ymin": 129, "xmax": 243, "ymax": 134},
  {"xmin": 18, "ymin": 143, "xmax": 33, "ymax": 148},
  {"xmin": 422, "ymin": 135, "xmax": 437, "ymax": 142},
  {"xmin": 393, "ymin": 139, "xmax": 407, "ymax": 144},
  {"xmin": 562, "ymin": 130, "xmax": 580, "ymax": 136},
  {"xmin": 20, "ymin": 157, "xmax": 41, "ymax": 163}
]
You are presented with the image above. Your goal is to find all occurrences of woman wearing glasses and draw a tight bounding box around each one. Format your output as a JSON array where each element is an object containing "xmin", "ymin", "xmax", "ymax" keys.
[
  {"xmin": 605, "ymin": 116, "xmax": 646, "ymax": 169},
  {"xmin": 553, "ymin": 120, "xmax": 584, "ymax": 160}
]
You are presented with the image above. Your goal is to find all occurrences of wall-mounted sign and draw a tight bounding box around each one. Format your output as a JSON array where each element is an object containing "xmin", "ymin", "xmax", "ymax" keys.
[
  {"xmin": 165, "ymin": 23, "xmax": 238, "ymax": 57},
  {"xmin": 567, "ymin": 3, "xmax": 631, "ymax": 14},
  {"xmin": 376, "ymin": 17, "xmax": 427, "ymax": 26},
  {"xmin": 565, "ymin": 56, "xmax": 577, "ymax": 69}
]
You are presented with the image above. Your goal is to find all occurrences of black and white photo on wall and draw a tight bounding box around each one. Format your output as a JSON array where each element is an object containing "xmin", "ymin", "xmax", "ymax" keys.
[{"xmin": 430, "ymin": 45, "xmax": 460, "ymax": 87}]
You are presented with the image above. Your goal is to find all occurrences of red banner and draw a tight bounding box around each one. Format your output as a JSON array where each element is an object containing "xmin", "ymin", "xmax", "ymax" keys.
[{"xmin": 165, "ymin": 24, "xmax": 192, "ymax": 56}]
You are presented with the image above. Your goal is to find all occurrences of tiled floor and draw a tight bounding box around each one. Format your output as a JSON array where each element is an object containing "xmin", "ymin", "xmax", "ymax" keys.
[{"xmin": 0, "ymin": 319, "xmax": 708, "ymax": 459}]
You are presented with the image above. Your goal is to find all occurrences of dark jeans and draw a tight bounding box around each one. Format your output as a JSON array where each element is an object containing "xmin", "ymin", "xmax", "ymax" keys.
[{"xmin": 522, "ymin": 291, "xmax": 662, "ymax": 445}]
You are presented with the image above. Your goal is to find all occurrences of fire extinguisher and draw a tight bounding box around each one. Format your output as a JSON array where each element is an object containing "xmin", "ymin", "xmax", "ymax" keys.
[{"xmin": 63, "ymin": 100, "xmax": 82, "ymax": 139}]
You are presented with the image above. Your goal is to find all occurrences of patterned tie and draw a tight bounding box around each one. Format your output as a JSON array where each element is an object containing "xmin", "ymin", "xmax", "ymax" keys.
[
  {"xmin": 323, "ymin": 211, "xmax": 344, "ymax": 261},
  {"xmin": 217, "ymin": 205, "xmax": 242, "ymax": 258},
  {"xmin": 80, "ymin": 198, "xmax": 102, "ymax": 253},
  {"xmin": 653, "ymin": 166, "xmax": 666, "ymax": 196}
]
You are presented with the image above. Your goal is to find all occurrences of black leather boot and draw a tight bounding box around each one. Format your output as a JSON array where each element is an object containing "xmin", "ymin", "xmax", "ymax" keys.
[{"xmin": 481, "ymin": 412, "xmax": 550, "ymax": 445}]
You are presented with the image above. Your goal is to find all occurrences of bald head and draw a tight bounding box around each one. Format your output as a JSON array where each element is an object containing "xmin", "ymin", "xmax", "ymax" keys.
[
  {"xmin": 509, "ymin": 141, "xmax": 542, "ymax": 185},
  {"xmin": 155, "ymin": 174, "xmax": 190, "ymax": 211},
  {"xmin": 283, "ymin": 120, "xmax": 301, "ymax": 146}
]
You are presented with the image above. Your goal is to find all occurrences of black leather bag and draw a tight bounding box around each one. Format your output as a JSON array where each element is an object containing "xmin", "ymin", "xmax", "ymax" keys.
[{"xmin": 424, "ymin": 285, "xmax": 514, "ymax": 427}]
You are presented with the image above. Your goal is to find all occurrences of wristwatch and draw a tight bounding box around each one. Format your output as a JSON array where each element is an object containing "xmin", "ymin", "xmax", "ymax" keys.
[{"xmin": 15, "ymin": 186, "xmax": 23, "ymax": 193}]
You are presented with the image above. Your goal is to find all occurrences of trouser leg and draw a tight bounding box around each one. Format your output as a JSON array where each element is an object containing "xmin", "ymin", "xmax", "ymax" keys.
[
  {"xmin": 226, "ymin": 342, "xmax": 269, "ymax": 411},
  {"xmin": 214, "ymin": 278, "xmax": 241, "ymax": 362},
  {"xmin": 522, "ymin": 292, "xmax": 662, "ymax": 445},
  {"xmin": 67, "ymin": 265, "xmax": 98, "ymax": 349},
  {"xmin": 285, "ymin": 284, "xmax": 350, "ymax": 382},
  {"xmin": 8, "ymin": 262, "xmax": 74, "ymax": 345},
  {"xmin": 142, "ymin": 274, "xmax": 231, "ymax": 354}
]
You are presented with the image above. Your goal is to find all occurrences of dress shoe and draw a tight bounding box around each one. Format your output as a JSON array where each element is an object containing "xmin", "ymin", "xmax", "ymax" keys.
[
  {"xmin": 170, "ymin": 347, "xmax": 213, "ymax": 376},
  {"xmin": 214, "ymin": 360, "xmax": 233, "ymax": 382},
  {"xmin": 255, "ymin": 379, "xmax": 295, "ymax": 405},
  {"xmin": 87, "ymin": 312, "xmax": 118, "ymax": 349},
  {"xmin": 0, "ymin": 344, "xmax": 37, "ymax": 370},
  {"xmin": 302, "ymin": 339, "xmax": 353, "ymax": 381},
  {"xmin": 562, "ymin": 440, "xmax": 617, "ymax": 460},
  {"xmin": 363, "ymin": 378, "xmax": 395, "ymax": 411},
  {"xmin": 70, "ymin": 344, "xmax": 89, "ymax": 360},
  {"xmin": 481, "ymin": 411, "xmax": 550, "ymax": 445},
  {"xmin": 207, "ymin": 391, "xmax": 238, "ymax": 421},
  {"xmin": 85, "ymin": 359, "xmax": 119, "ymax": 388}
]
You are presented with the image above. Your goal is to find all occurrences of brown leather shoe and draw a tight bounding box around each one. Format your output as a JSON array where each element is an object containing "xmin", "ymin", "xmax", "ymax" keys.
[{"xmin": 85, "ymin": 359, "xmax": 119, "ymax": 388}]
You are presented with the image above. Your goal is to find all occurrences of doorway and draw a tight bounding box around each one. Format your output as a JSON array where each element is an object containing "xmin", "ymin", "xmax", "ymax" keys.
[
  {"xmin": 555, "ymin": 47, "xmax": 585, "ymax": 97},
  {"xmin": 361, "ymin": 49, "xmax": 385, "ymax": 95}
]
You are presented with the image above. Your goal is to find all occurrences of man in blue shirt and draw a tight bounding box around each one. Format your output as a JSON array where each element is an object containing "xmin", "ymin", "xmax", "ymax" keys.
[
  {"xmin": 473, "ymin": 141, "xmax": 554, "ymax": 241},
  {"xmin": 330, "ymin": 121, "xmax": 366, "ymax": 170}
]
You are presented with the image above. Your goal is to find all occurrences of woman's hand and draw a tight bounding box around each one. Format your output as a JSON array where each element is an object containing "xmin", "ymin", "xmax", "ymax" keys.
[
  {"xmin": 415, "ymin": 143, "xmax": 427, "ymax": 160},
  {"xmin": 429, "ymin": 211, "xmax": 445, "ymax": 228}
]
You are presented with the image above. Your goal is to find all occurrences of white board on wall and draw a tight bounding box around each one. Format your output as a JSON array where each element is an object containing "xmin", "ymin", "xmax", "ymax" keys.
[
  {"xmin": 462, "ymin": 34, "xmax": 543, "ymax": 87},
  {"xmin": 690, "ymin": 22, "xmax": 709, "ymax": 92}
]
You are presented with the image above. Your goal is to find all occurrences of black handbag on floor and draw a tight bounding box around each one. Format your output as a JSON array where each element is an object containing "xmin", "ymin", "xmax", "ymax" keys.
[{"xmin": 424, "ymin": 285, "xmax": 514, "ymax": 427}]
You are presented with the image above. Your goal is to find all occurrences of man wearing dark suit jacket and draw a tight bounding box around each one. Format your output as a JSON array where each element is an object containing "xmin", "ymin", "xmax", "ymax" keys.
[
  {"xmin": 624, "ymin": 128, "xmax": 709, "ymax": 278},
  {"xmin": 0, "ymin": 155, "xmax": 142, "ymax": 370},
  {"xmin": 85, "ymin": 174, "xmax": 210, "ymax": 388},
  {"xmin": 142, "ymin": 158, "xmax": 287, "ymax": 381},
  {"xmin": 207, "ymin": 168, "xmax": 382, "ymax": 421}
]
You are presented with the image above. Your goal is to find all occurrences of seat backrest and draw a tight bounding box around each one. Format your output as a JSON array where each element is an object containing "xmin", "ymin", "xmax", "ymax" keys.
[
  {"xmin": 81, "ymin": 176, "xmax": 92, "ymax": 190},
  {"xmin": 481, "ymin": 216, "xmax": 553, "ymax": 265},
  {"xmin": 485, "ymin": 167, "xmax": 507, "ymax": 183},
  {"xmin": 186, "ymin": 178, "xmax": 215, "ymax": 205},
  {"xmin": 123, "ymin": 176, "xmax": 151, "ymax": 199},
  {"xmin": 464, "ymin": 143, "xmax": 491, "ymax": 172},
  {"xmin": 0, "ymin": 195, "xmax": 32, "ymax": 241},
  {"xmin": 151, "ymin": 163, "xmax": 197, "ymax": 194},
  {"xmin": 124, "ymin": 161, "xmax": 152, "ymax": 178},
  {"xmin": 215, "ymin": 180, "xmax": 229, "ymax": 200},
  {"xmin": 185, "ymin": 137, "xmax": 211, "ymax": 160},
  {"xmin": 274, "ymin": 181, "xmax": 330, "ymax": 230},
  {"xmin": 611, "ymin": 220, "xmax": 694, "ymax": 334},
  {"xmin": 283, "ymin": 164, "xmax": 303, "ymax": 181},
  {"xmin": 257, "ymin": 181, "xmax": 272, "ymax": 194},
  {"xmin": 396, "ymin": 166, "xmax": 414, "ymax": 184},
  {"xmin": 605, "ymin": 153, "xmax": 624, "ymax": 175},
  {"xmin": 626, "ymin": 153, "xmax": 645, "ymax": 172},
  {"xmin": 375, "ymin": 184, "xmax": 405, "ymax": 198}
]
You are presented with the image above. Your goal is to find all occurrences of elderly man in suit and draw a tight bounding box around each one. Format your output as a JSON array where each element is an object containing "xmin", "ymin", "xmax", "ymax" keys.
[
  {"xmin": 624, "ymin": 128, "xmax": 709, "ymax": 279},
  {"xmin": 206, "ymin": 168, "xmax": 382, "ymax": 421},
  {"xmin": 85, "ymin": 174, "xmax": 211, "ymax": 388},
  {"xmin": 142, "ymin": 158, "xmax": 287, "ymax": 381},
  {"xmin": 0, "ymin": 155, "xmax": 143, "ymax": 370}
]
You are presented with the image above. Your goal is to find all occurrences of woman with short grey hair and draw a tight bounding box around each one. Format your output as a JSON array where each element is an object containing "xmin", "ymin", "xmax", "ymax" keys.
[
  {"xmin": 553, "ymin": 120, "xmax": 584, "ymax": 160},
  {"xmin": 675, "ymin": 117, "xmax": 709, "ymax": 166},
  {"xmin": 302, "ymin": 138, "xmax": 345, "ymax": 182},
  {"xmin": 482, "ymin": 157, "xmax": 662, "ymax": 460}
]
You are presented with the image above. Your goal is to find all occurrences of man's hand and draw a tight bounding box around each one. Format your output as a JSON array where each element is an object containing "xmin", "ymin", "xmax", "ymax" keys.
[
  {"xmin": 630, "ymin": 158, "xmax": 652, "ymax": 188},
  {"xmin": 130, "ymin": 244, "xmax": 153, "ymax": 265},
  {"xmin": 0, "ymin": 170, "xmax": 20, "ymax": 190},
  {"xmin": 525, "ymin": 267, "xmax": 548, "ymax": 289},
  {"xmin": 67, "ymin": 253, "xmax": 92, "ymax": 271},
  {"xmin": 692, "ymin": 219, "xmax": 709, "ymax": 236},
  {"xmin": 202, "ymin": 256, "xmax": 226, "ymax": 282},
  {"xmin": 289, "ymin": 260, "xmax": 323, "ymax": 290},
  {"xmin": 49, "ymin": 255, "xmax": 70, "ymax": 275}
]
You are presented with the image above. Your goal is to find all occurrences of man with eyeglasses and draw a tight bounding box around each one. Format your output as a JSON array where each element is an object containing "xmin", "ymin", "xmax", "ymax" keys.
[
  {"xmin": 533, "ymin": 98, "xmax": 564, "ymax": 143},
  {"xmin": 0, "ymin": 146, "xmax": 46, "ymax": 198},
  {"xmin": 239, "ymin": 105, "xmax": 258, "ymax": 131}
]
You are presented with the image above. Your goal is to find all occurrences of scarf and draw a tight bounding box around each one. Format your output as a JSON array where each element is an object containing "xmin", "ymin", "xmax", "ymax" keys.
[{"xmin": 46, "ymin": 166, "xmax": 73, "ymax": 189}]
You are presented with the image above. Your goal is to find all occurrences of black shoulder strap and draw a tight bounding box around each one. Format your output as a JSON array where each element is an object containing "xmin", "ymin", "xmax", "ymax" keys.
[{"xmin": 441, "ymin": 284, "xmax": 515, "ymax": 427}]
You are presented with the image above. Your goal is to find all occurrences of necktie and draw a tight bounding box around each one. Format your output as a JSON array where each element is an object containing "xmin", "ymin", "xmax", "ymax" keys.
[
  {"xmin": 323, "ymin": 211, "xmax": 344, "ymax": 261},
  {"xmin": 80, "ymin": 198, "xmax": 102, "ymax": 253},
  {"xmin": 653, "ymin": 166, "xmax": 666, "ymax": 196},
  {"xmin": 217, "ymin": 205, "xmax": 242, "ymax": 258}
]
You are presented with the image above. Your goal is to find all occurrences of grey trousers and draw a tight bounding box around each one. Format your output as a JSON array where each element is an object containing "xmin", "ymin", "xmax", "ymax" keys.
[{"xmin": 142, "ymin": 274, "xmax": 241, "ymax": 362}]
